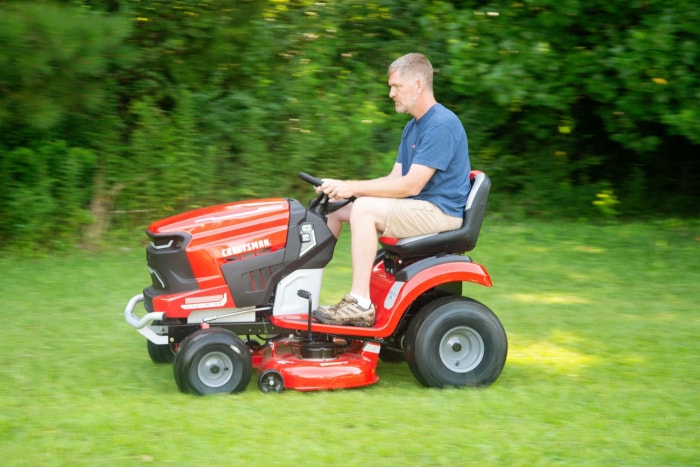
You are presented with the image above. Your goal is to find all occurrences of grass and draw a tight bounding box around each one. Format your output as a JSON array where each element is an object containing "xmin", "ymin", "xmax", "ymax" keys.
[{"xmin": 1, "ymin": 218, "xmax": 698, "ymax": 465}]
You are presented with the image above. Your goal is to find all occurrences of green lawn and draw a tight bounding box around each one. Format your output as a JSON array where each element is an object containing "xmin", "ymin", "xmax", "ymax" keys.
[{"xmin": 1, "ymin": 219, "xmax": 698, "ymax": 465}]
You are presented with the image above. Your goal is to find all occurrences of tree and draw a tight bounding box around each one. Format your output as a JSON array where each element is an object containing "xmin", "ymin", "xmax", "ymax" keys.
[
  {"xmin": 432, "ymin": 0, "xmax": 699, "ymax": 215},
  {"xmin": 0, "ymin": 1, "xmax": 134, "ymax": 250}
]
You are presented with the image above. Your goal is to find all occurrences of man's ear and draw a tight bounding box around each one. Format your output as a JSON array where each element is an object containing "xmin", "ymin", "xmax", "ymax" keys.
[{"xmin": 415, "ymin": 78, "xmax": 424, "ymax": 92}]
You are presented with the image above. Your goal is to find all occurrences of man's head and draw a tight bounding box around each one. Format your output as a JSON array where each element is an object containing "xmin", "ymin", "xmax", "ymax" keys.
[{"xmin": 387, "ymin": 53, "xmax": 435, "ymax": 118}]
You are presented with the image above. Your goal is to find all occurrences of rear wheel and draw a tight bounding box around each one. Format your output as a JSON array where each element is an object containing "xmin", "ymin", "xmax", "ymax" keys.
[
  {"xmin": 173, "ymin": 327, "xmax": 252, "ymax": 395},
  {"xmin": 405, "ymin": 296, "xmax": 507, "ymax": 387}
]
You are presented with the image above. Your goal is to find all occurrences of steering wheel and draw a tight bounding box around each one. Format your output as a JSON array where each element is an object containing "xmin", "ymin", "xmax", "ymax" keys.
[{"xmin": 298, "ymin": 171, "xmax": 355, "ymax": 215}]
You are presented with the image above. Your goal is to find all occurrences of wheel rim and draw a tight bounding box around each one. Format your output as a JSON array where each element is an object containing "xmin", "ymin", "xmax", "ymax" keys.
[
  {"xmin": 438, "ymin": 326, "xmax": 484, "ymax": 373},
  {"xmin": 259, "ymin": 371, "xmax": 284, "ymax": 393},
  {"xmin": 197, "ymin": 351, "xmax": 234, "ymax": 388}
]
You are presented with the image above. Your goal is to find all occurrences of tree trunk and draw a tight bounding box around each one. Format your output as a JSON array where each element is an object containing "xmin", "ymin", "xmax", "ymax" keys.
[{"xmin": 83, "ymin": 168, "xmax": 123, "ymax": 250}]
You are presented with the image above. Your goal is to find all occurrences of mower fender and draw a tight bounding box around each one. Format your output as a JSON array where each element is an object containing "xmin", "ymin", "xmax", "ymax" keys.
[
  {"xmin": 381, "ymin": 256, "xmax": 492, "ymax": 324},
  {"xmin": 124, "ymin": 293, "xmax": 168, "ymax": 345}
]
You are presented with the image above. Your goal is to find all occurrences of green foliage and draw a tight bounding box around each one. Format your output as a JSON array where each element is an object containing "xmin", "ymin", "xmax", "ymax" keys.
[
  {"xmin": 0, "ymin": 141, "xmax": 95, "ymax": 251},
  {"xmin": 592, "ymin": 188, "xmax": 621, "ymax": 220},
  {"xmin": 115, "ymin": 91, "xmax": 218, "ymax": 217},
  {"xmin": 0, "ymin": 1, "xmax": 133, "ymax": 133},
  {"xmin": 435, "ymin": 0, "xmax": 699, "ymax": 216},
  {"xmin": 0, "ymin": 0, "xmax": 698, "ymax": 252},
  {"xmin": 0, "ymin": 1, "xmax": 133, "ymax": 250}
]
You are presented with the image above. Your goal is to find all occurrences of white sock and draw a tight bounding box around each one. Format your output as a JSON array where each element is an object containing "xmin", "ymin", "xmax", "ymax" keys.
[{"xmin": 349, "ymin": 293, "xmax": 371, "ymax": 309}]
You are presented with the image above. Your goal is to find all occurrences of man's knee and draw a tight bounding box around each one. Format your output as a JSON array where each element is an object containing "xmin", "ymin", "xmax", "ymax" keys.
[
  {"xmin": 351, "ymin": 197, "xmax": 388, "ymax": 230},
  {"xmin": 352, "ymin": 197, "xmax": 385, "ymax": 217}
]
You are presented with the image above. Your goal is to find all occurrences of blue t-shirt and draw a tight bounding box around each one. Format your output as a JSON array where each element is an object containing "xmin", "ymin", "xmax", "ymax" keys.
[{"xmin": 396, "ymin": 103, "xmax": 470, "ymax": 217}]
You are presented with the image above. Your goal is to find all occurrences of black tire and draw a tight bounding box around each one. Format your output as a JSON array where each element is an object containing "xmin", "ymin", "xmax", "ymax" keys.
[
  {"xmin": 379, "ymin": 346, "xmax": 405, "ymax": 363},
  {"xmin": 404, "ymin": 300, "xmax": 434, "ymax": 387},
  {"xmin": 258, "ymin": 370, "xmax": 285, "ymax": 393},
  {"xmin": 146, "ymin": 339, "xmax": 176, "ymax": 364},
  {"xmin": 405, "ymin": 296, "xmax": 507, "ymax": 388},
  {"xmin": 173, "ymin": 327, "xmax": 252, "ymax": 395}
]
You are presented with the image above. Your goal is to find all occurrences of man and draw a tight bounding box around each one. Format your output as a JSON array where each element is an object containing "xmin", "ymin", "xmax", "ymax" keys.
[{"xmin": 313, "ymin": 52, "xmax": 471, "ymax": 327}]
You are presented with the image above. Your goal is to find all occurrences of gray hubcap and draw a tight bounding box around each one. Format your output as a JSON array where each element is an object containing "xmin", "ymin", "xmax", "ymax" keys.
[
  {"xmin": 198, "ymin": 351, "xmax": 233, "ymax": 387},
  {"xmin": 439, "ymin": 326, "xmax": 484, "ymax": 373}
]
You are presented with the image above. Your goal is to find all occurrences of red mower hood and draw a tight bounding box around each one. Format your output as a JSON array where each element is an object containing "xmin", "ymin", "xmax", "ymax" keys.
[
  {"xmin": 149, "ymin": 198, "xmax": 289, "ymax": 238},
  {"xmin": 148, "ymin": 198, "xmax": 292, "ymax": 284}
]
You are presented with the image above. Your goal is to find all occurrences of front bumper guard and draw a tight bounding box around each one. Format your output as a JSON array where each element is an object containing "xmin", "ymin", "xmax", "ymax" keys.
[{"xmin": 124, "ymin": 293, "xmax": 168, "ymax": 345}]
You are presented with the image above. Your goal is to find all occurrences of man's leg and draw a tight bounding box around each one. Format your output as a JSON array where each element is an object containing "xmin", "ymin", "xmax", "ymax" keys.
[
  {"xmin": 325, "ymin": 202, "xmax": 352, "ymax": 238},
  {"xmin": 313, "ymin": 197, "xmax": 387, "ymax": 326},
  {"xmin": 348, "ymin": 197, "xmax": 388, "ymax": 300}
]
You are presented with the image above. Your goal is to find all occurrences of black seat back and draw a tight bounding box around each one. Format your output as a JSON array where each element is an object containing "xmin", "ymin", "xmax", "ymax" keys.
[{"xmin": 378, "ymin": 171, "xmax": 491, "ymax": 257}]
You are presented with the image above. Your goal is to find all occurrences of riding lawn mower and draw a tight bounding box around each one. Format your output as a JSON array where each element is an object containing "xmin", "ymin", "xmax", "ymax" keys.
[{"xmin": 124, "ymin": 170, "xmax": 507, "ymax": 394}]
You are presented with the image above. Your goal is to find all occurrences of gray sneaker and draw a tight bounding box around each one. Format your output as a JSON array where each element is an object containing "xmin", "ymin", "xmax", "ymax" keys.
[{"xmin": 313, "ymin": 294, "xmax": 376, "ymax": 327}]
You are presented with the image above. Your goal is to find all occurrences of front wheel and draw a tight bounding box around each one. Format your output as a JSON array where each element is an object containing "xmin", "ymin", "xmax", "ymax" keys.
[
  {"xmin": 173, "ymin": 327, "xmax": 252, "ymax": 395},
  {"xmin": 146, "ymin": 339, "xmax": 176, "ymax": 364},
  {"xmin": 405, "ymin": 296, "xmax": 507, "ymax": 388}
]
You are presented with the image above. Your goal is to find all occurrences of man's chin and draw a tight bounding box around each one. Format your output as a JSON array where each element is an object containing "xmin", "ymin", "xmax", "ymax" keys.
[{"xmin": 395, "ymin": 104, "xmax": 408, "ymax": 114}]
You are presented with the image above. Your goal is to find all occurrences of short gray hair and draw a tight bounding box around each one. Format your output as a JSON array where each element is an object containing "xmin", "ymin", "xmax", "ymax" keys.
[{"xmin": 388, "ymin": 53, "xmax": 433, "ymax": 92}]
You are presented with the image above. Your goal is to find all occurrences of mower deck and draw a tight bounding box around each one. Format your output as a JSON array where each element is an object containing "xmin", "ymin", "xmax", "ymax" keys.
[{"xmin": 256, "ymin": 338, "xmax": 381, "ymax": 392}]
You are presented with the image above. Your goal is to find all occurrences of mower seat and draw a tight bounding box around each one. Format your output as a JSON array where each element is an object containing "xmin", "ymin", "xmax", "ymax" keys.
[{"xmin": 378, "ymin": 170, "xmax": 490, "ymax": 257}]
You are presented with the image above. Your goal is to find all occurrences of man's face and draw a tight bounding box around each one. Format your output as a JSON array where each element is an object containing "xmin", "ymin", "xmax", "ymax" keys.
[{"xmin": 388, "ymin": 70, "xmax": 419, "ymax": 115}]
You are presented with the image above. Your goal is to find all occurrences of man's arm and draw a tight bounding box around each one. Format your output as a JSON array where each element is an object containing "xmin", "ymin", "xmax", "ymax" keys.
[{"xmin": 320, "ymin": 163, "xmax": 435, "ymax": 200}]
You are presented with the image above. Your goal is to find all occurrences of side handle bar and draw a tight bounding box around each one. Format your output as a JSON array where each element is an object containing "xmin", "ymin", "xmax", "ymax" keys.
[{"xmin": 124, "ymin": 293, "xmax": 168, "ymax": 345}]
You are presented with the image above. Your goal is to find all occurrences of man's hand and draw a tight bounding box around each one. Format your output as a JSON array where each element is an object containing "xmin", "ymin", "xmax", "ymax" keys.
[{"xmin": 320, "ymin": 179, "xmax": 354, "ymax": 201}]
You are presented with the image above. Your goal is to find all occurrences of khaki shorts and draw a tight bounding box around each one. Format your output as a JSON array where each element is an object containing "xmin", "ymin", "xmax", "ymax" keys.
[{"xmin": 382, "ymin": 199, "xmax": 462, "ymax": 238}]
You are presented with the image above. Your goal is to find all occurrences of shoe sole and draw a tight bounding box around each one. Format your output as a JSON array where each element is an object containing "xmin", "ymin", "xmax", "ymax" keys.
[{"xmin": 312, "ymin": 310, "xmax": 375, "ymax": 327}]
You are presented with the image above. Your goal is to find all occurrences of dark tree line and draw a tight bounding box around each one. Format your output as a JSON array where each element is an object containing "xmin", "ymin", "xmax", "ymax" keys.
[{"xmin": 0, "ymin": 0, "xmax": 697, "ymax": 251}]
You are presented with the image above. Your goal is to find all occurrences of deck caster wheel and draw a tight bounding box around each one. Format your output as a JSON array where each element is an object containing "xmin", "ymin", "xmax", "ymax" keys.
[
  {"xmin": 258, "ymin": 370, "xmax": 285, "ymax": 393},
  {"xmin": 173, "ymin": 327, "xmax": 252, "ymax": 395},
  {"xmin": 406, "ymin": 296, "xmax": 507, "ymax": 388}
]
